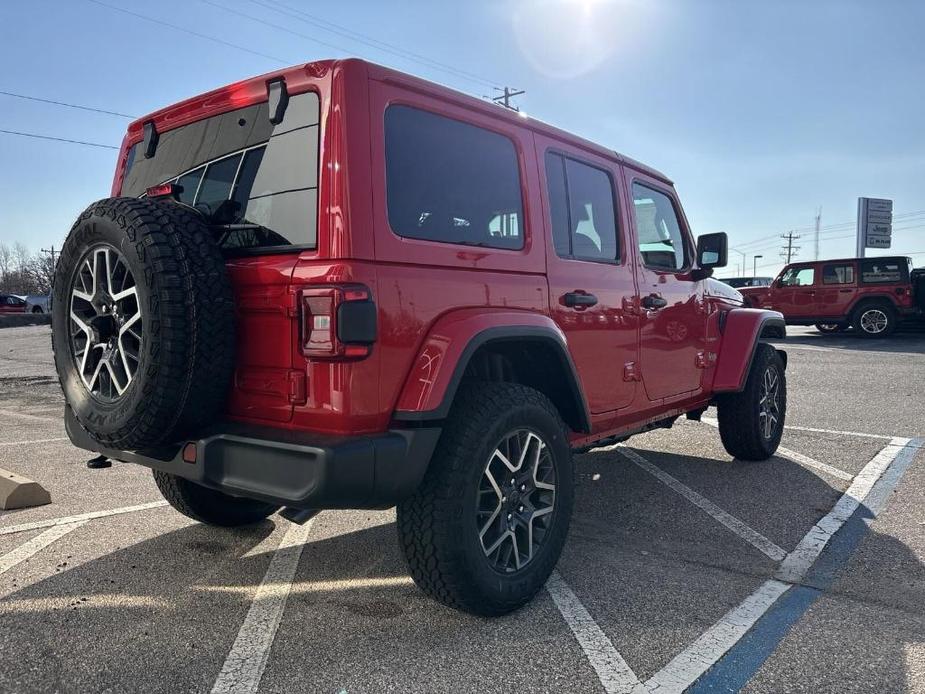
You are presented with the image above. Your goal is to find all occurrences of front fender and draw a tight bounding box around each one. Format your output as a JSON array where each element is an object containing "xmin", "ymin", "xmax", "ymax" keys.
[
  {"xmin": 712, "ymin": 308, "xmax": 785, "ymax": 392},
  {"xmin": 392, "ymin": 308, "xmax": 590, "ymax": 431}
]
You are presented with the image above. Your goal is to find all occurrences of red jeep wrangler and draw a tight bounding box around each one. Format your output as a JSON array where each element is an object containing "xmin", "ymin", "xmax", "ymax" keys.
[
  {"xmin": 53, "ymin": 59, "xmax": 786, "ymax": 615},
  {"xmin": 739, "ymin": 256, "xmax": 921, "ymax": 337}
]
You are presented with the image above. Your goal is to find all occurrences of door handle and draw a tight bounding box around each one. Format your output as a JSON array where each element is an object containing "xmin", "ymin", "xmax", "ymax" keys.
[
  {"xmin": 839, "ymin": 289, "xmax": 853, "ymax": 293},
  {"xmin": 562, "ymin": 291, "xmax": 598, "ymax": 308},
  {"xmin": 641, "ymin": 294, "xmax": 668, "ymax": 310}
]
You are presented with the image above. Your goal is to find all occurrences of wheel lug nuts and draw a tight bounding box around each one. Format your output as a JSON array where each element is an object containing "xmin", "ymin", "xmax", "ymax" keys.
[
  {"xmin": 520, "ymin": 484, "xmax": 526, "ymax": 492},
  {"xmin": 518, "ymin": 505, "xmax": 524, "ymax": 513}
]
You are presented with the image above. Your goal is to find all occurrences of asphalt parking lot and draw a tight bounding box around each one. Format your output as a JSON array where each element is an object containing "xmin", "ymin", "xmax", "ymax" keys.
[{"xmin": 0, "ymin": 325, "xmax": 923, "ymax": 694}]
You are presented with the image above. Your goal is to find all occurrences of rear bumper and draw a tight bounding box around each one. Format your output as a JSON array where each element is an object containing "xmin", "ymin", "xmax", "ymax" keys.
[{"xmin": 65, "ymin": 407, "xmax": 441, "ymax": 510}]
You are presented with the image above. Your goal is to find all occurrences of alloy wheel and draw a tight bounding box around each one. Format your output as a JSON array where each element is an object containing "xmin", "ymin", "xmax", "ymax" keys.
[
  {"xmin": 758, "ymin": 366, "xmax": 781, "ymax": 440},
  {"xmin": 69, "ymin": 245, "xmax": 142, "ymax": 402},
  {"xmin": 859, "ymin": 308, "xmax": 888, "ymax": 334},
  {"xmin": 476, "ymin": 429, "xmax": 557, "ymax": 573}
]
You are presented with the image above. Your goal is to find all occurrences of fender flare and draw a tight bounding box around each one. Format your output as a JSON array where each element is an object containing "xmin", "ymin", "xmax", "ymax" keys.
[
  {"xmin": 846, "ymin": 293, "xmax": 900, "ymax": 316},
  {"xmin": 393, "ymin": 310, "xmax": 591, "ymax": 433},
  {"xmin": 712, "ymin": 308, "xmax": 786, "ymax": 393}
]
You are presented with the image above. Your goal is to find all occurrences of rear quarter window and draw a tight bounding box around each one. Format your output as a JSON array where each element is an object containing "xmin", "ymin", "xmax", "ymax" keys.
[{"xmin": 384, "ymin": 105, "xmax": 524, "ymax": 250}]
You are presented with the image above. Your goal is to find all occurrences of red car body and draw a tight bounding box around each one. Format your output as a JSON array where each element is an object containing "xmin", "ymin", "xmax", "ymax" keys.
[
  {"xmin": 0, "ymin": 294, "xmax": 28, "ymax": 314},
  {"xmin": 739, "ymin": 256, "xmax": 918, "ymax": 333}
]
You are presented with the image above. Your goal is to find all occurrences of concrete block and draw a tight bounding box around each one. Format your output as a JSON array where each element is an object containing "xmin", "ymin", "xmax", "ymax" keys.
[{"xmin": 0, "ymin": 468, "xmax": 51, "ymax": 510}]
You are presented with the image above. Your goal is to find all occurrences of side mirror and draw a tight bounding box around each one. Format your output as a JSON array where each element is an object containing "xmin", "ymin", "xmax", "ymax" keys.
[
  {"xmin": 691, "ymin": 232, "xmax": 727, "ymax": 280},
  {"xmin": 697, "ymin": 232, "xmax": 727, "ymax": 268}
]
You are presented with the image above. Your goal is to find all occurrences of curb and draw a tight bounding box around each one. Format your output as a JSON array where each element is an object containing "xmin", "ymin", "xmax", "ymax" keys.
[
  {"xmin": 0, "ymin": 314, "xmax": 52, "ymax": 329},
  {"xmin": 0, "ymin": 468, "xmax": 52, "ymax": 510}
]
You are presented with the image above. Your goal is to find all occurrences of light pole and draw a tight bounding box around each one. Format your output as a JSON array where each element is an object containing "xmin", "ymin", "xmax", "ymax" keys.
[
  {"xmin": 733, "ymin": 249, "xmax": 746, "ymax": 276},
  {"xmin": 753, "ymin": 254, "xmax": 763, "ymax": 277}
]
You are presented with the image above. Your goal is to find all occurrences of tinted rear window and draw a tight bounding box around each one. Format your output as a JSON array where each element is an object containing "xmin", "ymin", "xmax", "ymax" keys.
[
  {"xmin": 121, "ymin": 93, "xmax": 320, "ymax": 252},
  {"xmin": 859, "ymin": 258, "xmax": 909, "ymax": 284},
  {"xmin": 385, "ymin": 105, "xmax": 524, "ymax": 250}
]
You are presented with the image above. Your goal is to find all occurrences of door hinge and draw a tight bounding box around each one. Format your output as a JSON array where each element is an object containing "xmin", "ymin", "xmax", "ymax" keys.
[
  {"xmin": 623, "ymin": 361, "xmax": 641, "ymax": 382},
  {"xmin": 288, "ymin": 370, "xmax": 307, "ymax": 405}
]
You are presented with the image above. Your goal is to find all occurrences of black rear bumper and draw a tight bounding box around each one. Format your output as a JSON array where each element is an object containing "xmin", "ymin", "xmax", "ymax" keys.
[{"xmin": 65, "ymin": 407, "xmax": 441, "ymax": 510}]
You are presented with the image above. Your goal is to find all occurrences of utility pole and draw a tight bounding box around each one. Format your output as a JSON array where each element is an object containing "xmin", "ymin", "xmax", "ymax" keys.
[
  {"xmin": 813, "ymin": 207, "xmax": 822, "ymax": 260},
  {"xmin": 492, "ymin": 86, "xmax": 525, "ymax": 111},
  {"xmin": 733, "ymin": 248, "xmax": 746, "ymax": 276},
  {"xmin": 41, "ymin": 245, "xmax": 57, "ymax": 267},
  {"xmin": 780, "ymin": 232, "xmax": 801, "ymax": 265}
]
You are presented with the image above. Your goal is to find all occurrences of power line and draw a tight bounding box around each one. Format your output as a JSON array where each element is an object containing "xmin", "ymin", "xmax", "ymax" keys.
[
  {"xmin": 246, "ymin": 0, "xmax": 500, "ymax": 89},
  {"xmin": 0, "ymin": 91, "xmax": 135, "ymax": 119},
  {"xmin": 0, "ymin": 129, "xmax": 119, "ymax": 150},
  {"xmin": 85, "ymin": 0, "xmax": 290, "ymax": 65}
]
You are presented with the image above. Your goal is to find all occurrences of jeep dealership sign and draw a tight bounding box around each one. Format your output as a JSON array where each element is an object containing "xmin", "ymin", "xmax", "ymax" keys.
[{"xmin": 856, "ymin": 197, "xmax": 892, "ymax": 255}]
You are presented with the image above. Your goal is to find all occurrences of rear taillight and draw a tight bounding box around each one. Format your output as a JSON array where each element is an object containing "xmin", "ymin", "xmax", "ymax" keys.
[{"xmin": 299, "ymin": 285, "xmax": 377, "ymax": 359}]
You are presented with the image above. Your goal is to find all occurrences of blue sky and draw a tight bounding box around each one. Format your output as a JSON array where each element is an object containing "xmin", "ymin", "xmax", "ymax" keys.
[{"xmin": 1, "ymin": 0, "xmax": 923, "ymax": 277}]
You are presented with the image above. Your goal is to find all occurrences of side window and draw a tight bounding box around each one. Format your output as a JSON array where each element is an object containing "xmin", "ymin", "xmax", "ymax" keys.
[
  {"xmin": 780, "ymin": 266, "xmax": 815, "ymax": 287},
  {"xmin": 544, "ymin": 152, "xmax": 618, "ymax": 262},
  {"xmin": 631, "ymin": 183, "xmax": 688, "ymax": 271},
  {"xmin": 859, "ymin": 259, "xmax": 907, "ymax": 284},
  {"xmin": 822, "ymin": 263, "xmax": 855, "ymax": 285},
  {"xmin": 385, "ymin": 105, "xmax": 524, "ymax": 250}
]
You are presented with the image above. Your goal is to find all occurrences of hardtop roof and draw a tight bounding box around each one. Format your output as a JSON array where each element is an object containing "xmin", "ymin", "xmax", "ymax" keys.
[{"xmin": 129, "ymin": 58, "xmax": 673, "ymax": 185}]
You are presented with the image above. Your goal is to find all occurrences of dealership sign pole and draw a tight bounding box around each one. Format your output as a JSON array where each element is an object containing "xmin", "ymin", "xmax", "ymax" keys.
[{"xmin": 856, "ymin": 197, "xmax": 892, "ymax": 258}]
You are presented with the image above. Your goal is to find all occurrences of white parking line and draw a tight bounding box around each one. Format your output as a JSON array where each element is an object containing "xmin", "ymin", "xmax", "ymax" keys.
[
  {"xmin": 0, "ymin": 520, "xmax": 87, "ymax": 576},
  {"xmin": 546, "ymin": 570, "xmax": 644, "ymax": 694},
  {"xmin": 644, "ymin": 579, "xmax": 790, "ymax": 693},
  {"xmin": 211, "ymin": 519, "xmax": 316, "ymax": 694},
  {"xmin": 0, "ymin": 437, "xmax": 68, "ymax": 447},
  {"xmin": 0, "ymin": 500, "xmax": 168, "ymax": 536},
  {"xmin": 618, "ymin": 448, "xmax": 787, "ymax": 562},
  {"xmin": 645, "ymin": 437, "xmax": 919, "ymax": 692},
  {"xmin": 776, "ymin": 437, "xmax": 911, "ymax": 584},
  {"xmin": 775, "ymin": 446, "xmax": 854, "ymax": 482},
  {"xmin": 700, "ymin": 415, "xmax": 895, "ymax": 441}
]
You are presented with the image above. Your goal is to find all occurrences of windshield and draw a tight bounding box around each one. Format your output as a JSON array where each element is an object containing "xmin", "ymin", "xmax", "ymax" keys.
[{"xmin": 121, "ymin": 92, "xmax": 320, "ymax": 252}]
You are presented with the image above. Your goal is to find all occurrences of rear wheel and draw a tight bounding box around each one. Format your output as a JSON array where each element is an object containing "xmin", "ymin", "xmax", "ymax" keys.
[
  {"xmin": 397, "ymin": 382, "xmax": 574, "ymax": 616},
  {"xmin": 852, "ymin": 303, "xmax": 896, "ymax": 338},
  {"xmin": 716, "ymin": 344, "xmax": 786, "ymax": 460},
  {"xmin": 153, "ymin": 471, "xmax": 279, "ymax": 527},
  {"xmin": 815, "ymin": 322, "xmax": 846, "ymax": 334}
]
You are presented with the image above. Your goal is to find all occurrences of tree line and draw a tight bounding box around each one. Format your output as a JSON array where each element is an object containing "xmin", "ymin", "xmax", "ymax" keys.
[{"xmin": 0, "ymin": 243, "xmax": 56, "ymax": 295}]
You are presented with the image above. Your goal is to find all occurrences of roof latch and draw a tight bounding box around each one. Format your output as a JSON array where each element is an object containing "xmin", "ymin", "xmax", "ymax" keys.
[
  {"xmin": 142, "ymin": 120, "xmax": 159, "ymax": 159},
  {"xmin": 267, "ymin": 78, "xmax": 289, "ymax": 126}
]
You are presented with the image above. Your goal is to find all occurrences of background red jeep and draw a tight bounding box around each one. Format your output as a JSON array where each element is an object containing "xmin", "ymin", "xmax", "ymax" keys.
[
  {"xmin": 53, "ymin": 59, "xmax": 786, "ymax": 615},
  {"xmin": 739, "ymin": 256, "xmax": 922, "ymax": 337}
]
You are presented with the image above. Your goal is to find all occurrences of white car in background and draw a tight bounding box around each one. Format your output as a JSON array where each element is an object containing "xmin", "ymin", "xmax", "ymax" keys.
[{"xmin": 25, "ymin": 295, "xmax": 51, "ymax": 313}]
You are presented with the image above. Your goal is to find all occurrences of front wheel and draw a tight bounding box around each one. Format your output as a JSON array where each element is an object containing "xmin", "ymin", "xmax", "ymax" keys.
[
  {"xmin": 153, "ymin": 471, "xmax": 279, "ymax": 527},
  {"xmin": 815, "ymin": 322, "xmax": 845, "ymax": 334},
  {"xmin": 397, "ymin": 382, "xmax": 574, "ymax": 616},
  {"xmin": 716, "ymin": 344, "xmax": 786, "ymax": 460}
]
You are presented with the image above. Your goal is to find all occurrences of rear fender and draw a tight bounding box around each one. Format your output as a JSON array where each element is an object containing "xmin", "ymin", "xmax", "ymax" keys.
[
  {"xmin": 393, "ymin": 309, "xmax": 591, "ymax": 432},
  {"xmin": 712, "ymin": 309, "xmax": 785, "ymax": 393}
]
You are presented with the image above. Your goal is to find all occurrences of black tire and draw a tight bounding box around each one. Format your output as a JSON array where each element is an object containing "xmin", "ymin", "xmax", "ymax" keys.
[
  {"xmin": 716, "ymin": 344, "xmax": 786, "ymax": 461},
  {"xmin": 815, "ymin": 322, "xmax": 846, "ymax": 334},
  {"xmin": 152, "ymin": 471, "xmax": 279, "ymax": 526},
  {"xmin": 851, "ymin": 301, "xmax": 896, "ymax": 338},
  {"xmin": 397, "ymin": 382, "xmax": 574, "ymax": 616},
  {"xmin": 31, "ymin": 306, "xmax": 43, "ymax": 314},
  {"xmin": 51, "ymin": 198, "xmax": 234, "ymax": 449}
]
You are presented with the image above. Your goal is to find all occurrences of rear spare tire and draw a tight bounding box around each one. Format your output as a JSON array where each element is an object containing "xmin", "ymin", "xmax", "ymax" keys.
[{"xmin": 52, "ymin": 197, "xmax": 234, "ymax": 449}]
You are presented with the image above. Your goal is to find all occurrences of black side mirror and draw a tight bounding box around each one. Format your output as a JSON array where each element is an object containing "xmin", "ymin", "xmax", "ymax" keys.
[{"xmin": 697, "ymin": 232, "xmax": 727, "ymax": 269}]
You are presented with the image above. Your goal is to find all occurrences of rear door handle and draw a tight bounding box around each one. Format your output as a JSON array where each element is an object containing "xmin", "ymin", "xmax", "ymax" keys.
[
  {"xmin": 562, "ymin": 291, "xmax": 598, "ymax": 308},
  {"xmin": 641, "ymin": 294, "xmax": 668, "ymax": 310}
]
